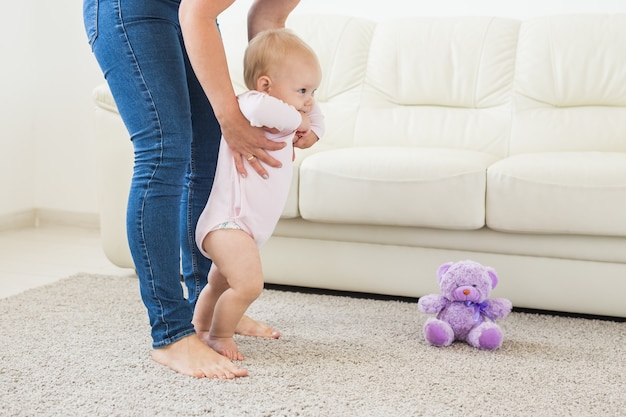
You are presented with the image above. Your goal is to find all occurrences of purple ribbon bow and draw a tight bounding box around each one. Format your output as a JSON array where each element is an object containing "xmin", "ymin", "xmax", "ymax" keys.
[{"xmin": 464, "ymin": 301, "xmax": 495, "ymax": 322}]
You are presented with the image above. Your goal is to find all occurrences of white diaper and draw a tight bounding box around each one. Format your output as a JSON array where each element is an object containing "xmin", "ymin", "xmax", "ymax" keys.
[{"xmin": 215, "ymin": 221, "xmax": 243, "ymax": 231}]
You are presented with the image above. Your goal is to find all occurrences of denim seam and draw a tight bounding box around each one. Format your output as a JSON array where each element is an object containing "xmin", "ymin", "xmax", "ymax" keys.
[
  {"xmin": 117, "ymin": 0, "xmax": 170, "ymax": 344},
  {"xmin": 187, "ymin": 155, "xmax": 202, "ymax": 302},
  {"xmin": 185, "ymin": 156, "xmax": 197, "ymax": 299}
]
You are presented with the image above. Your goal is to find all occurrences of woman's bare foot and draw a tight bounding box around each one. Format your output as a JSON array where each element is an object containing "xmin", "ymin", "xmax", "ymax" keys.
[
  {"xmin": 236, "ymin": 315, "xmax": 281, "ymax": 339},
  {"xmin": 151, "ymin": 334, "xmax": 247, "ymax": 379}
]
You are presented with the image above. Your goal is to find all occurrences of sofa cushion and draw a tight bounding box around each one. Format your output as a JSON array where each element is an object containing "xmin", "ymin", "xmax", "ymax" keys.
[
  {"xmin": 298, "ymin": 147, "xmax": 499, "ymax": 229},
  {"xmin": 487, "ymin": 152, "xmax": 626, "ymax": 236}
]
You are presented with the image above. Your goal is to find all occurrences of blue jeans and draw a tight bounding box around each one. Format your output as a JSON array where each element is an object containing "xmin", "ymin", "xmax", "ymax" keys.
[{"xmin": 83, "ymin": 0, "xmax": 220, "ymax": 348}]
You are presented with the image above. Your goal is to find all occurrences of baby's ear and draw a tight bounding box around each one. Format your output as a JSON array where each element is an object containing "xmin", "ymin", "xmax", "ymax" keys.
[{"xmin": 256, "ymin": 75, "xmax": 271, "ymax": 92}]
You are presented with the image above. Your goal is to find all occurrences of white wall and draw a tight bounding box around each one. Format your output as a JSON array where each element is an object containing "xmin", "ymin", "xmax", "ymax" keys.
[
  {"xmin": 30, "ymin": 1, "xmax": 105, "ymax": 216},
  {"xmin": 222, "ymin": 0, "xmax": 626, "ymax": 22},
  {"xmin": 1, "ymin": 0, "xmax": 104, "ymax": 222},
  {"xmin": 2, "ymin": 0, "xmax": 626, "ymax": 224},
  {"xmin": 0, "ymin": 3, "xmax": 37, "ymax": 217}
]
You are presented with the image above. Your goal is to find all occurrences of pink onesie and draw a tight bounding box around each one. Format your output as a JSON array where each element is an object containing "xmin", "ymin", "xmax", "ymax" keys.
[{"xmin": 196, "ymin": 90, "xmax": 324, "ymax": 255}]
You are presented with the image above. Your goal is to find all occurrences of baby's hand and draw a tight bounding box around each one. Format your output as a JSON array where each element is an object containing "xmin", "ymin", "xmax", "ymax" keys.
[
  {"xmin": 293, "ymin": 130, "xmax": 319, "ymax": 150},
  {"xmin": 297, "ymin": 110, "xmax": 311, "ymax": 134},
  {"xmin": 293, "ymin": 111, "xmax": 318, "ymax": 150}
]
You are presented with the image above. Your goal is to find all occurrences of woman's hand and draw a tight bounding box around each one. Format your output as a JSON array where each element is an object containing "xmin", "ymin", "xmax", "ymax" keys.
[
  {"xmin": 247, "ymin": 0, "xmax": 301, "ymax": 40},
  {"xmin": 180, "ymin": 0, "xmax": 288, "ymax": 179},
  {"xmin": 221, "ymin": 107, "xmax": 285, "ymax": 178}
]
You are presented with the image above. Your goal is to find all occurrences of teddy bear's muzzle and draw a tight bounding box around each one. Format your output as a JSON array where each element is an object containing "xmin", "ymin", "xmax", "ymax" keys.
[{"xmin": 453, "ymin": 286, "xmax": 480, "ymax": 302}]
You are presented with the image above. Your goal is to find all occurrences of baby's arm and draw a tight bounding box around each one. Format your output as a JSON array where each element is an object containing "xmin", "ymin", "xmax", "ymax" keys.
[
  {"xmin": 294, "ymin": 101, "xmax": 325, "ymax": 150},
  {"xmin": 307, "ymin": 100, "xmax": 325, "ymax": 140},
  {"xmin": 238, "ymin": 91, "xmax": 302, "ymax": 133}
]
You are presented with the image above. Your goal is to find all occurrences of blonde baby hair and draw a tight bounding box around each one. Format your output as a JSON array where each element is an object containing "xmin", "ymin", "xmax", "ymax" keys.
[{"xmin": 243, "ymin": 28, "xmax": 319, "ymax": 91}]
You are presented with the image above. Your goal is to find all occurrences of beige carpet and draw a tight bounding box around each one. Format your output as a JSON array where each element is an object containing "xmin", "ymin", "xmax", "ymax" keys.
[{"xmin": 1, "ymin": 274, "xmax": 624, "ymax": 417}]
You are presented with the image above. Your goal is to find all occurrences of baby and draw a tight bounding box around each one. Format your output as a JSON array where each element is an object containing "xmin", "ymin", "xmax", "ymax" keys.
[{"xmin": 194, "ymin": 28, "xmax": 324, "ymax": 360}]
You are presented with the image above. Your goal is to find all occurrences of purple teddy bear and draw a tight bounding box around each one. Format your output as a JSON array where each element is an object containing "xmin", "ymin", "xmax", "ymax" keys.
[{"xmin": 417, "ymin": 260, "xmax": 512, "ymax": 350}]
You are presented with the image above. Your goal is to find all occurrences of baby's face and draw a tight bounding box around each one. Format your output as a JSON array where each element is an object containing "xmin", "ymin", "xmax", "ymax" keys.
[{"xmin": 267, "ymin": 54, "xmax": 321, "ymax": 112}]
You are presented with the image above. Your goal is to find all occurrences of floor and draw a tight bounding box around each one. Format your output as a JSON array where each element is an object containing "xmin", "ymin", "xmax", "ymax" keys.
[{"xmin": 0, "ymin": 225, "xmax": 135, "ymax": 299}]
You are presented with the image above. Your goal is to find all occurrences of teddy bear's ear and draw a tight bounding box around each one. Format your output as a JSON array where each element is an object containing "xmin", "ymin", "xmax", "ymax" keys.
[
  {"xmin": 437, "ymin": 262, "xmax": 453, "ymax": 283},
  {"xmin": 486, "ymin": 267, "xmax": 498, "ymax": 289}
]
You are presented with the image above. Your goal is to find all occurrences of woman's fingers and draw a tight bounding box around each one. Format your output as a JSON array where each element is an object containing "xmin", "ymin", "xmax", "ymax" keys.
[
  {"xmin": 234, "ymin": 142, "xmax": 284, "ymax": 179},
  {"xmin": 244, "ymin": 147, "xmax": 272, "ymax": 179},
  {"xmin": 233, "ymin": 151, "xmax": 247, "ymax": 177},
  {"xmin": 245, "ymin": 153, "xmax": 269, "ymax": 179},
  {"xmin": 225, "ymin": 119, "xmax": 285, "ymax": 178}
]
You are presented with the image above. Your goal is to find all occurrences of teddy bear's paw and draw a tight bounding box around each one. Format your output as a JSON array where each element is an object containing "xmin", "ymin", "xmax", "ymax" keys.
[
  {"xmin": 423, "ymin": 318, "xmax": 454, "ymax": 347},
  {"xmin": 468, "ymin": 323, "xmax": 503, "ymax": 350}
]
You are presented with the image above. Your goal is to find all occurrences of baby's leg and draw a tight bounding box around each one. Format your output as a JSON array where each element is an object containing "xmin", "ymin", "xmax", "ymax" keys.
[
  {"xmin": 193, "ymin": 264, "xmax": 228, "ymax": 346},
  {"xmin": 200, "ymin": 229, "xmax": 265, "ymax": 361},
  {"xmin": 194, "ymin": 268, "xmax": 282, "ymax": 343}
]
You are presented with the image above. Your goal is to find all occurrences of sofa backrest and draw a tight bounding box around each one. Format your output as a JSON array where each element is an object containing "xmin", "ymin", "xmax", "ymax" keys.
[
  {"xmin": 510, "ymin": 14, "xmax": 626, "ymax": 154},
  {"xmin": 356, "ymin": 17, "xmax": 520, "ymax": 157},
  {"xmin": 222, "ymin": 14, "xmax": 626, "ymax": 158},
  {"xmin": 225, "ymin": 15, "xmax": 520, "ymax": 155}
]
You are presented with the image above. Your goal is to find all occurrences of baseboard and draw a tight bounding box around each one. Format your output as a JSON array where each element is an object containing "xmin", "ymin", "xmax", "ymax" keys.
[
  {"xmin": 0, "ymin": 209, "xmax": 37, "ymax": 232},
  {"xmin": 264, "ymin": 283, "xmax": 626, "ymax": 322},
  {"xmin": 0, "ymin": 208, "xmax": 100, "ymax": 232}
]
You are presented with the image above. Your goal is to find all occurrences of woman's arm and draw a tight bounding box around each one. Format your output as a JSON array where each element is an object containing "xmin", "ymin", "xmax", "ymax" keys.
[
  {"xmin": 247, "ymin": 0, "xmax": 301, "ymax": 40},
  {"xmin": 179, "ymin": 0, "xmax": 294, "ymax": 177}
]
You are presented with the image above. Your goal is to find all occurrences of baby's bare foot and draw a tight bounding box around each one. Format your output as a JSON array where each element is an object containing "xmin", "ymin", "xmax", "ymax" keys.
[
  {"xmin": 151, "ymin": 334, "xmax": 247, "ymax": 379},
  {"xmin": 236, "ymin": 315, "xmax": 281, "ymax": 339},
  {"xmin": 205, "ymin": 335, "xmax": 244, "ymax": 361}
]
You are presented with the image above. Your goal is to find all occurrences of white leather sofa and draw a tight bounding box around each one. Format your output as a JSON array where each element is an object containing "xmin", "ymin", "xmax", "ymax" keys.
[{"xmin": 92, "ymin": 14, "xmax": 626, "ymax": 318}]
